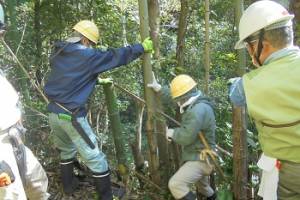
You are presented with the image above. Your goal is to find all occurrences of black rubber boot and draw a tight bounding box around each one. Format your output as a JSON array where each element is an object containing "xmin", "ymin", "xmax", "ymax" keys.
[
  {"xmin": 180, "ymin": 191, "xmax": 197, "ymax": 200},
  {"xmin": 60, "ymin": 159, "xmax": 79, "ymax": 195},
  {"xmin": 207, "ymin": 193, "xmax": 217, "ymax": 200},
  {"xmin": 93, "ymin": 170, "xmax": 113, "ymax": 200}
]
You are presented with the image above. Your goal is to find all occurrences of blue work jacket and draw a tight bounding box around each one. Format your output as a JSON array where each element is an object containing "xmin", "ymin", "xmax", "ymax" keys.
[{"xmin": 44, "ymin": 42, "xmax": 144, "ymax": 116}]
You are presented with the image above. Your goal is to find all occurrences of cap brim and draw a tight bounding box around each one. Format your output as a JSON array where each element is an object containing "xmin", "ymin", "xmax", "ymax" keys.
[
  {"xmin": 234, "ymin": 14, "xmax": 294, "ymax": 50},
  {"xmin": 65, "ymin": 36, "xmax": 81, "ymax": 43},
  {"xmin": 234, "ymin": 40, "xmax": 246, "ymax": 49}
]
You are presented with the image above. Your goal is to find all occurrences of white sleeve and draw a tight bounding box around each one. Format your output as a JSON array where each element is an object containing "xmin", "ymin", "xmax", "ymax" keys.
[{"xmin": 24, "ymin": 147, "xmax": 50, "ymax": 200}]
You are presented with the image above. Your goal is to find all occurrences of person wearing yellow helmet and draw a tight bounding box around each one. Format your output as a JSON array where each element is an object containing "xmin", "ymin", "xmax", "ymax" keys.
[
  {"xmin": 72, "ymin": 20, "xmax": 99, "ymax": 44},
  {"xmin": 148, "ymin": 73, "xmax": 217, "ymax": 200},
  {"xmin": 44, "ymin": 20, "xmax": 153, "ymax": 199},
  {"xmin": 229, "ymin": 1, "xmax": 300, "ymax": 199}
]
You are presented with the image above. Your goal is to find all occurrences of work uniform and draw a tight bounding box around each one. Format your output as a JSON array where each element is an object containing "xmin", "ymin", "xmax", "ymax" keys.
[
  {"xmin": 166, "ymin": 90, "xmax": 216, "ymax": 199},
  {"xmin": 44, "ymin": 41, "xmax": 144, "ymax": 174},
  {"xmin": 0, "ymin": 72, "xmax": 49, "ymax": 200},
  {"xmin": 229, "ymin": 46, "xmax": 300, "ymax": 199}
]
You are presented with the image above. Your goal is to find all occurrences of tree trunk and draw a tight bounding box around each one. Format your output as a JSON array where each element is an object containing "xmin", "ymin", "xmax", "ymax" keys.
[
  {"xmin": 235, "ymin": 0, "xmax": 246, "ymax": 76},
  {"xmin": 290, "ymin": 0, "xmax": 300, "ymax": 45},
  {"xmin": 204, "ymin": 0, "xmax": 210, "ymax": 94},
  {"xmin": 138, "ymin": 0, "xmax": 161, "ymax": 185},
  {"xmin": 101, "ymin": 80, "xmax": 128, "ymax": 179},
  {"xmin": 34, "ymin": 0, "xmax": 43, "ymax": 85},
  {"xmin": 233, "ymin": 1, "xmax": 248, "ymax": 199},
  {"xmin": 232, "ymin": 106, "xmax": 248, "ymax": 200},
  {"xmin": 148, "ymin": 0, "xmax": 171, "ymax": 185},
  {"xmin": 176, "ymin": 0, "xmax": 189, "ymax": 68},
  {"xmin": 131, "ymin": 102, "xmax": 145, "ymax": 188},
  {"xmin": 34, "ymin": 0, "xmax": 42, "ymax": 63},
  {"xmin": 120, "ymin": 0, "xmax": 128, "ymax": 46},
  {"xmin": 172, "ymin": 0, "xmax": 189, "ymax": 172},
  {"xmin": 197, "ymin": 2, "xmax": 211, "ymax": 196}
]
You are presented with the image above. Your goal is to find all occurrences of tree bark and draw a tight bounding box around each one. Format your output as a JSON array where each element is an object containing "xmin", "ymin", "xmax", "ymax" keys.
[
  {"xmin": 34, "ymin": 0, "xmax": 43, "ymax": 85},
  {"xmin": 138, "ymin": 0, "xmax": 161, "ymax": 185},
  {"xmin": 204, "ymin": 0, "xmax": 210, "ymax": 94},
  {"xmin": 131, "ymin": 102, "xmax": 145, "ymax": 188},
  {"xmin": 176, "ymin": 0, "xmax": 189, "ymax": 68},
  {"xmin": 233, "ymin": 1, "xmax": 248, "ymax": 199},
  {"xmin": 290, "ymin": 0, "xmax": 300, "ymax": 45},
  {"xmin": 232, "ymin": 106, "xmax": 248, "ymax": 200},
  {"xmin": 235, "ymin": 0, "xmax": 246, "ymax": 76},
  {"xmin": 148, "ymin": 0, "xmax": 171, "ymax": 185}
]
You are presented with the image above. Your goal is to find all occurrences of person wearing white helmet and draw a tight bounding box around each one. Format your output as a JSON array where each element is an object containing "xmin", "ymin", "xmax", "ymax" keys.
[
  {"xmin": 229, "ymin": 1, "xmax": 300, "ymax": 199},
  {"xmin": 0, "ymin": 4, "xmax": 49, "ymax": 200},
  {"xmin": 44, "ymin": 20, "xmax": 153, "ymax": 199}
]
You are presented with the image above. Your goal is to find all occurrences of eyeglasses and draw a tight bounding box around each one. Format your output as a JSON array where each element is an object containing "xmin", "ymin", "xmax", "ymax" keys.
[{"xmin": 244, "ymin": 39, "xmax": 258, "ymax": 48}]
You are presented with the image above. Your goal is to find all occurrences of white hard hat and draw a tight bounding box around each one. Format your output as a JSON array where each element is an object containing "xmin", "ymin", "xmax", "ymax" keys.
[
  {"xmin": 0, "ymin": 4, "xmax": 4, "ymax": 24},
  {"xmin": 235, "ymin": 0, "xmax": 294, "ymax": 49}
]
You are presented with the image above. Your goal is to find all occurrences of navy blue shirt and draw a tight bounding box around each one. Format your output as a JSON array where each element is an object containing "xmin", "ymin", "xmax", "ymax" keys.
[{"xmin": 44, "ymin": 42, "xmax": 144, "ymax": 116}]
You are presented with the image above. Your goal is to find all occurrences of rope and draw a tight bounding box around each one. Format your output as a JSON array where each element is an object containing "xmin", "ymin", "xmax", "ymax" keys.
[{"xmin": 198, "ymin": 132, "xmax": 226, "ymax": 180}]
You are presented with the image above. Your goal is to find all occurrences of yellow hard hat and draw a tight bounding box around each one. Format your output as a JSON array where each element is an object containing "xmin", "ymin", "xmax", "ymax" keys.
[
  {"xmin": 73, "ymin": 20, "xmax": 99, "ymax": 44},
  {"xmin": 170, "ymin": 74, "xmax": 197, "ymax": 99}
]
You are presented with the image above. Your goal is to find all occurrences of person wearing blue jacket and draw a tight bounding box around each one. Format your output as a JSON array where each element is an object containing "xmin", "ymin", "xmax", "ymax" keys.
[{"xmin": 44, "ymin": 20, "xmax": 153, "ymax": 200}]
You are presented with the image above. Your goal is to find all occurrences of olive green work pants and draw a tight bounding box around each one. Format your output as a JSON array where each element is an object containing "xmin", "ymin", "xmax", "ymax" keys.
[{"xmin": 278, "ymin": 160, "xmax": 300, "ymax": 200}]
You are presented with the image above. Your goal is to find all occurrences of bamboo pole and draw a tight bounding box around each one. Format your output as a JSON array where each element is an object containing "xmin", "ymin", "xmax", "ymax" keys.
[
  {"xmin": 204, "ymin": 0, "xmax": 210, "ymax": 94},
  {"xmin": 148, "ymin": 0, "xmax": 171, "ymax": 184},
  {"xmin": 138, "ymin": 0, "xmax": 161, "ymax": 185},
  {"xmin": 101, "ymin": 79, "xmax": 128, "ymax": 179}
]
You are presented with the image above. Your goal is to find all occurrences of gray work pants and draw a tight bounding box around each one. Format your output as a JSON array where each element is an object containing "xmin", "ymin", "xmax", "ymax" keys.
[{"xmin": 168, "ymin": 160, "xmax": 214, "ymax": 199}]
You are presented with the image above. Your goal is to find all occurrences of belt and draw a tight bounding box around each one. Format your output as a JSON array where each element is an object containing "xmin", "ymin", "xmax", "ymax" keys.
[
  {"xmin": 54, "ymin": 113, "xmax": 95, "ymax": 149},
  {"xmin": 0, "ymin": 122, "xmax": 22, "ymax": 135},
  {"xmin": 0, "ymin": 126, "xmax": 11, "ymax": 135},
  {"xmin": 57, "ymin": 113, "xmax": 72, "ymax": 121},
  {"xmin": 280, "ymin": 159, "xmax": 300, "ymax": 165}
]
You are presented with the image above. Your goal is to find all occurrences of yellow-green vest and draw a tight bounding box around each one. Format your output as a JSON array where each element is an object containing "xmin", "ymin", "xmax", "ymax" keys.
[{"xmin": 243, "ymin": 51, "xmax": 300, "ymax": 163}]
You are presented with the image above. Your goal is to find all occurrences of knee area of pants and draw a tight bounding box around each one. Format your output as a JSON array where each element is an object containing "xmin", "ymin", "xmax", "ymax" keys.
[
  {"xmin": 85, "ymin": 156, "xmax": 108, "ymax": 171},
  {"xmin": 82, "ymin": 147, "xmax": 103, "ymax": 160},
  {"xmin": 168, "ymin": 178, "xmax": 181, "ymax": 190}
]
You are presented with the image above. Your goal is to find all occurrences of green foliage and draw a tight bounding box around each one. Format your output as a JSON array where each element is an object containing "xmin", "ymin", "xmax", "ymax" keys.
[{"xmin": 0, "ymin": 0, "xmax": 265, "ymax": 198}]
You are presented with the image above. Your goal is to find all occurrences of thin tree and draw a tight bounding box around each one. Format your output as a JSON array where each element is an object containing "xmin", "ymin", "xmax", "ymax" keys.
[
  {"xmin": 232, "ymin": 0, "xmax": 248, "ymax": 199},
  {"xmin": 203, "ymin": 0, "xmax": 210, "ymax": 94},
  {"xmin": 138, "ymin": 0, "xmax": 161, "ymax": 185},
  {"xmin": 148, "ymin": 0, "xmax": 171, "ymax": 185},
  {"xmin": 101, "ymin": 80, "xmax": 129, "ymax": 181},
  {"xmin": 290, "ymin": 0, "xmax": 300, "ymax": 45},
  {"xmin": 176, "ymin": 0, "xmax": 189, "ymax": 68}
]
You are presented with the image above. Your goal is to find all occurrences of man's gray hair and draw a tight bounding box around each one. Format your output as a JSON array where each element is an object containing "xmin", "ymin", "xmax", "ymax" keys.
[{"xmin": 264, "ymin": 26, "xmax": 294, "ymax": 48}]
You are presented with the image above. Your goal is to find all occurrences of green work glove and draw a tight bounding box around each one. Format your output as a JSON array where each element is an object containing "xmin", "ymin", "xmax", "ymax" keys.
[{"xmin": 142, "ymin": 37, "xmax": 154, "ymax": 53}]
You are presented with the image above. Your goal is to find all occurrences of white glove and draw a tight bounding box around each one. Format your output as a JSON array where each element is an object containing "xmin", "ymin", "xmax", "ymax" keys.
[
  {"xmin": 147, "ymin": 71, "xmax": 162, "ymax": 92},
  {"xmin": 166, "ymin": 127, "xmax": 174, "ymax": 141}
]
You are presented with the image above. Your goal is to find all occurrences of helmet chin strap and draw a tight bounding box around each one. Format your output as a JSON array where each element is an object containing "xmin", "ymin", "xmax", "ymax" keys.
[{"xmin": 254, "ymin": 29, "xmax": 265, "ymax": 66}]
